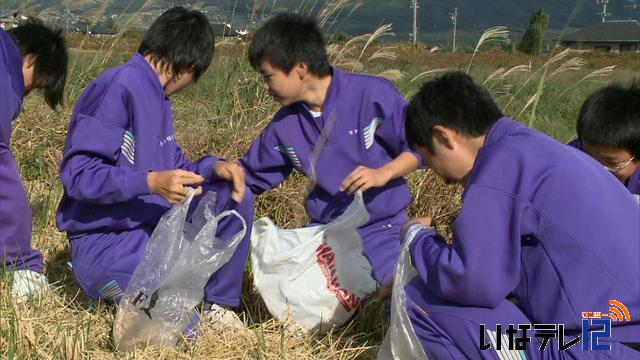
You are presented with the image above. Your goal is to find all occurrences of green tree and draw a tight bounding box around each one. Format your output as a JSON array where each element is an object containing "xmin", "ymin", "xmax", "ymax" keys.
[{"xmin": 517, "ymin": 8, "xmax": 549, "ymax": 55}]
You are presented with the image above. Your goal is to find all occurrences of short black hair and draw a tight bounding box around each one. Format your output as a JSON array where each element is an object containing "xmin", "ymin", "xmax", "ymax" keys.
[
  {"xmin": 138, "ymin": 7, "xmax": 214, "ymax": 81},
  {"xmin": 7, "ymin": 18, "xmax": 68, "ymax": 109},
  {"xmin": 577, "ymin": 80, "xmax": 640, "ymax": 158},
  {"xmin": 406, "ymin": 71, "xmax": 504, "ymax": 153},
  {"xmin": 248, "ymin": 13, "xmax": 331, "ymax": 77}
]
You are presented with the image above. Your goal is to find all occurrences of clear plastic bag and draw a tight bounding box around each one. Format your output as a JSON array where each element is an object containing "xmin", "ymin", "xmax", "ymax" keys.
[
  {"xmin": 378, "ymin": 224, "xmax": 429, "ymax": 359},
  {"xmin": 251, "ymin": 192, "xmax": 378, "ymax": 332},
  {"xmin": 113, "ymin": 188, "xmax": 247, "ymax": 351}
]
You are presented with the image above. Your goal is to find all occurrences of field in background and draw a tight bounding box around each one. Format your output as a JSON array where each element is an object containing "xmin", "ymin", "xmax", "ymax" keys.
[{"xmin": 1, "ymin": 29, "xmax": 639, "ymax": 359}]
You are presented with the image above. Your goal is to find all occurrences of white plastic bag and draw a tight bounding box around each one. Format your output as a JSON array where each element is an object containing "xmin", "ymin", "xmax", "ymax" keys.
[
  {"xmin": 377, "ymin": 224, "xmax": 429, "ymax": 360},
  {"xmin": 251, "ymin": 192, "xmax": 378, "ymax": 332},
  {"xmin": 113, "ymin": 189, "xmax": 247, "ymax": 351}
]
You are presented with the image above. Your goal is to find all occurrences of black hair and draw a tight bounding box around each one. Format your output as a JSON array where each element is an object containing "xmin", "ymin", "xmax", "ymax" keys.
[
  {"xmin": 7, "ymin": 18, "xmax": 68, "ymax": 109},
  {"xmin": 248, "ymin": 13, "xmax": 331, "ymax": 77},
  {"xmin": 406, "ymin": 71, "xmax": 503, "ymax": 153},
  {"xmin": 138, "ymin": 7, "xmax": 214, "ymax": 81},
  {"xmin": 577, "ymin": 79, "xmax": 640, "ymax": 158}
]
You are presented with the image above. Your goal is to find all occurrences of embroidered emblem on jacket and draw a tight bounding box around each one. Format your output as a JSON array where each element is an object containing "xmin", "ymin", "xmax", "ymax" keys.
[
  {"xmin": 363, "ymin": 117, "xmax": 381, "ymax": 149},
  {"xmin": 121, "ymin": 130, "xmax": 135, "ymax": 165},
  {"xmin": 273, "ymin": 145, "xmax": 302, "ymax": 168}
]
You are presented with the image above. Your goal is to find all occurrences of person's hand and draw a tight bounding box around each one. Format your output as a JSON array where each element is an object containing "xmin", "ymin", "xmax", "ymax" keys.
[
  {"xmin": 339, "ymin": 166, "xmax": 392, "ymax": 194},
  {"xmin": 214, "ymin": 161, "xmax": 246, "ymax": 203},
  {"xmin": 147, "ymin": 170, "xmax": 203, "ymax": 204},
  {"xmin": 400, "ymin": 216, "xmax": 433, "ymax": 236},
  {"xmin": 377, "ymin": 279, "xmax": 394, "ymax": 302}
]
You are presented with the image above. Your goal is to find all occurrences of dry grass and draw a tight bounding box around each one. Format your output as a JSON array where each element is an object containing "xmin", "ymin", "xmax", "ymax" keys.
[
  {"xmin": 0, "ymin": 284, "xmax": 378, "ymax": 359},
  {"xmin": 1, "ymin": 18, "xmax": 638, "ymax": 359}
]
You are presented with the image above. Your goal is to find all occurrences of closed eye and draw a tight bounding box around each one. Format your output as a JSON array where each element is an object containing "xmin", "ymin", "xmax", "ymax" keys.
[{"xmin": 605, "ymin": 160, "xmax": 625, "ymax": 167}]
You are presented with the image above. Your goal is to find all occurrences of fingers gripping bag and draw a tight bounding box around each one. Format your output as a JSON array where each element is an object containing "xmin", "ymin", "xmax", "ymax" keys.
[
  {"xmin": 251, "ymin": 192, "xmax": 378, "ymax": 333},
  {"xmin": 113, "ymin": 189, "xmax": 247, "ymax": 351}
]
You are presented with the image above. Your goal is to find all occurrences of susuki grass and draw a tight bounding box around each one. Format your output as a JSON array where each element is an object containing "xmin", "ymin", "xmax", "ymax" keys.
[{"xmin": 1, "ymin": 14, "xmax": 639, "ymax": 359}]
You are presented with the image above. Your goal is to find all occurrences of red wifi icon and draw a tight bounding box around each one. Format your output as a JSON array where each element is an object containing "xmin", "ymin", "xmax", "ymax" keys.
[{"xmin": 606, "ymin": 300, "xmax": 631, "ymax": 322}]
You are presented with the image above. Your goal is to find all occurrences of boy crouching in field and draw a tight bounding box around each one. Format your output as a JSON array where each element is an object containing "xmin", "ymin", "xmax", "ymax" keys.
[
  {"xmin": 1, "ymin": 20, "xmax": 68, "ymax": 300},
  {"xmin": 397, "ymin": 72, "xmax": 639, "ymax": 359},
  {"xmin": 56, "ymin": 7, "xmax": 253, "ymax": 330},
  {"xmin": 240, "ymin": 14, "xmax": 421, "ymax": 288},
  {"xmin": 569, "ymin": 80, "xmax": 640, "ymax": 200}
]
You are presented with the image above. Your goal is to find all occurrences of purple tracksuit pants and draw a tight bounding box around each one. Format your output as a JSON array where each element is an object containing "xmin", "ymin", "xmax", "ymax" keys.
[
  {"xmin": 405, "ymin": 277, "xmax": 640, "ymax": 359},
  {"xmin": 356, "ymin": 211, "xmax": 406, "ymax": 285},
  {"xmin": 0, "ymin": 145, "xmax": 43, "ymax": 272},
  {"xmin": 67, "ymin": 181, "xmax": 253, "ymax": 307}
]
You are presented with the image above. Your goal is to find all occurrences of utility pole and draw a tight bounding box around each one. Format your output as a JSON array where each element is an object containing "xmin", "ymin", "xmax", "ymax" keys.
[
  {"xmin": 410, "ymin": 0, "xmax": 419, "ymax": 44},
  {"xmin": 64, "ymin": 4, "xmax": 70, "ymax": 33},
  {"xmin": 597, "ymin": 0, "xmax": 611, "ymax": 23},
  {"xmin": 449, "ymin": 7, "xmax": 458, "ymax": 52}
]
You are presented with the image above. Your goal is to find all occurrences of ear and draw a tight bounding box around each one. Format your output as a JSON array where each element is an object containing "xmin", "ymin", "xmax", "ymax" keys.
[
  {"xmin": 432, "ymin": 124, "xmax": 457, "ymax": 150},
  {"xmin": 175, "ymin": 66, "xmax": 194, "ymax": 81},
  {"xmin": 23, "ymin": 53, "xmax": 37, "ymax": 69},
  {"xmin": 294, "ymin": 62, "xmax": 309, "ymax": 79}
]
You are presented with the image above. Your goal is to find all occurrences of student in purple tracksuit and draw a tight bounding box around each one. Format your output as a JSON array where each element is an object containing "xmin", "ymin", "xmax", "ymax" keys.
[
  {"xmin": 1, "ymin": 20, "xmax": 68, "ymax": 299},
  {"xmin": 397, "ymin": 72, "xmax": 639, "ymax": 359},
  {"xmin": 56, "ymin": 8, "xmax": 252, "ymax": 328},
  {"xmin": 569, "ymin": 80, "xmax": 640, "ymax": 199},
  {"xmin": 240, "ymin": 14, "xmax": 421, "ymax": 286}
]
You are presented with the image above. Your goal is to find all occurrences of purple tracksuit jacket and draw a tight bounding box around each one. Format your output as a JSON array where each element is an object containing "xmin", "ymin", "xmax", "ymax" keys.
[
  {"xmin": 410, "ymin": 118, "xmax": 639, "ymax": 342},
  {"xmin": 240, "ymin": 67, "xmax": 420, "ymax": 282},
  {"xmin": 56, "ymin": 53, "xmax": 219, "ymax": 233},
  {"xmin": 0, "ymin": 28, "xmax": 43, "ymax": 272},
  {"xmin": 56, "ymin": 54, "xmax": 252, "ymax": 307},
  {"xmin": 629, "ymin": 167, "xmax": 640, "ymax": 196}
]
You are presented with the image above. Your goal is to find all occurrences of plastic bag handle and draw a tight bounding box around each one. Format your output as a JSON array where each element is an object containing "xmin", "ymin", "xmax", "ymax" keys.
[{"xmin": 213, "ymin": 209, "xmax": 248, "ymax": 245}]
